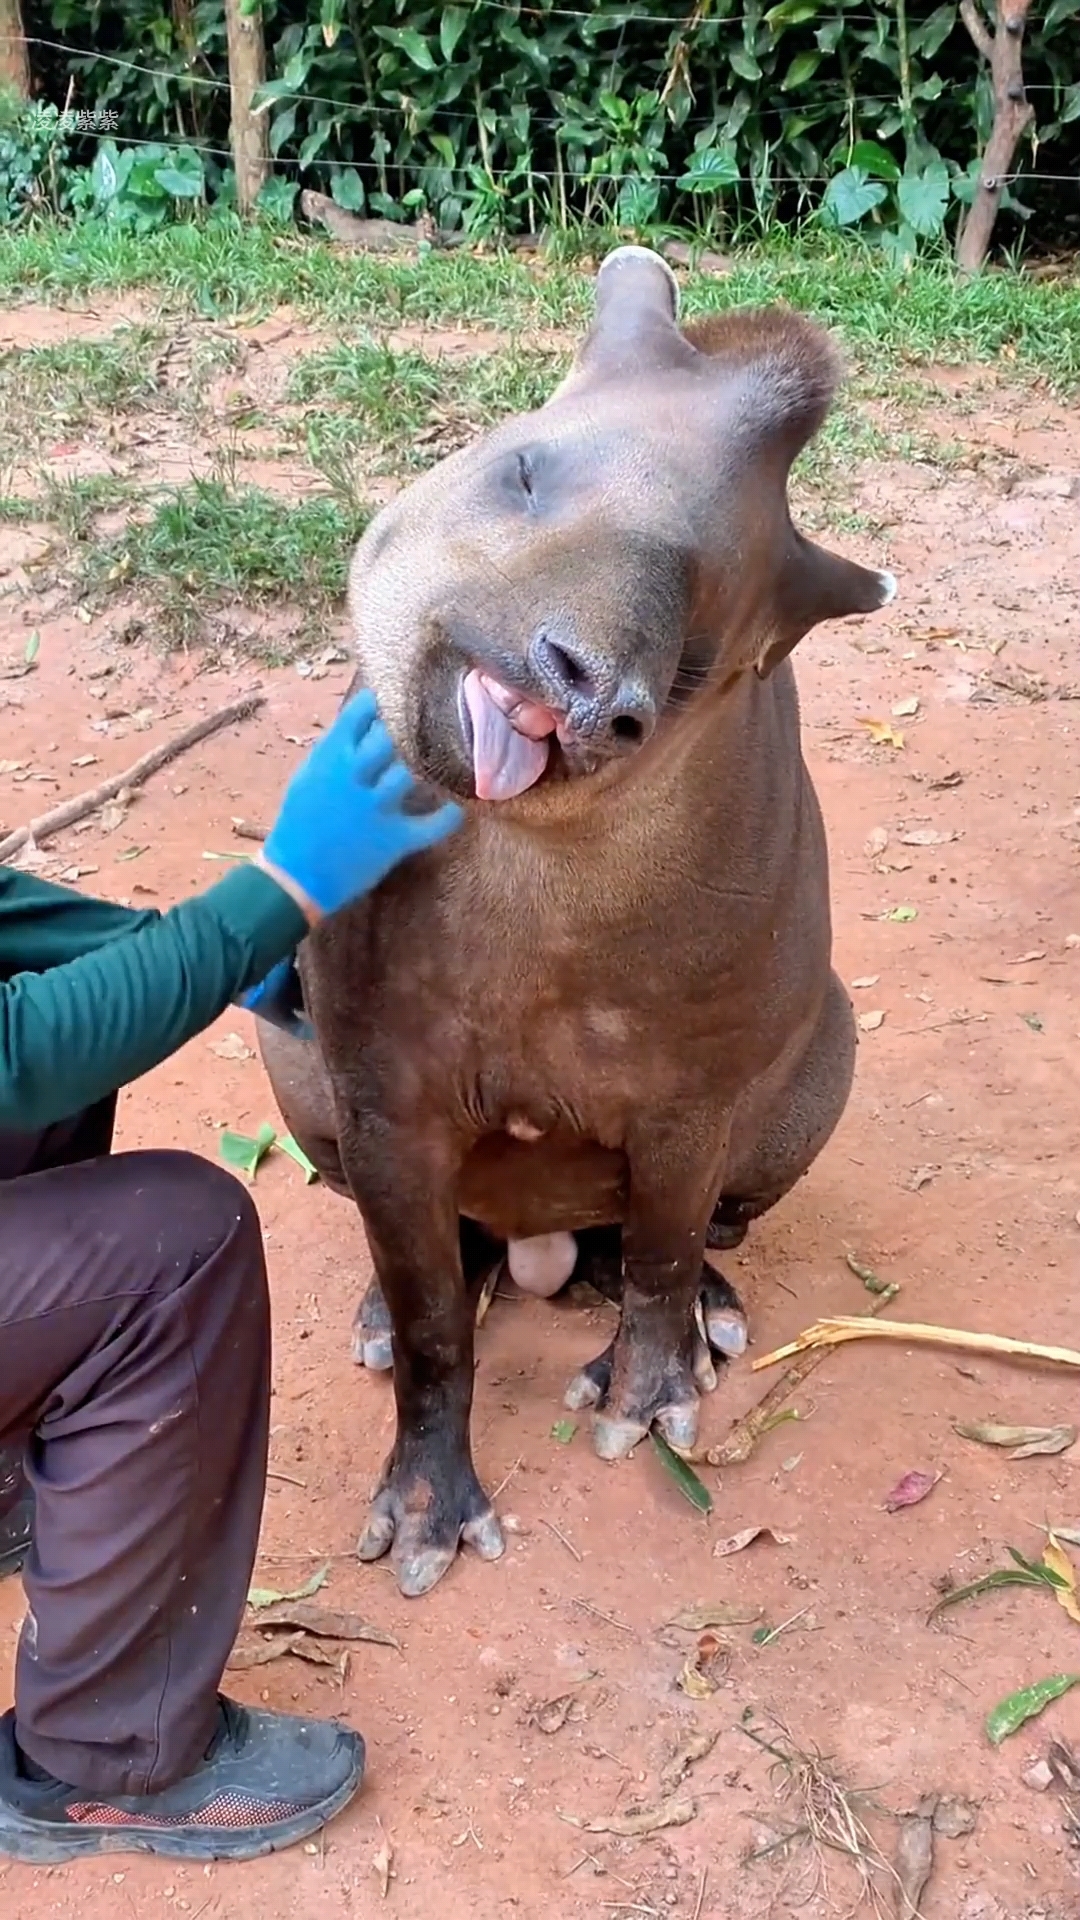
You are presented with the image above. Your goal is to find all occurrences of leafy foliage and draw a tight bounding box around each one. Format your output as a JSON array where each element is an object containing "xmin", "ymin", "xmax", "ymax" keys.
[{"xmin": 18, "ymin": 0, "xmax": 1080, "ymax": 250}]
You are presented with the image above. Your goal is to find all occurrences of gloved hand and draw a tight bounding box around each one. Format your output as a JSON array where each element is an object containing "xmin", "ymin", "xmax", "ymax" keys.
[
  {"xmin": 260, "ymin": 688, "xmax": 463, "ymax": 922},
  {"xmin": 239, "ymin": 957, "xmax": 314, "ymax": 1041}
]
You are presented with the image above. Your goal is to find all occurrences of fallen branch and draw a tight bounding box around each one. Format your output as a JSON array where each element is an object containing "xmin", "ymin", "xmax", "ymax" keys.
[
  {"xmin": 710, "ymin": 1286, "xmax": 898, "ymax": 1466},
  {"xmin": 955, "ymin": 0, "xmax": 1035, "ymax": 275},
  {"xmin": 0, "ymin": 696, "xmax": 265, "ymax": 865},
  {"xmin": 753, "ymin": 1316, "xmax": 1080, "ymax": 1375}
]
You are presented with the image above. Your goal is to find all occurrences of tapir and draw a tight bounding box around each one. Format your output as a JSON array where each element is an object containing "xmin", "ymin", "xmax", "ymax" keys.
[{"xmin": 258, "ymin": 245, "xmax": 895, "ymax": 1598}]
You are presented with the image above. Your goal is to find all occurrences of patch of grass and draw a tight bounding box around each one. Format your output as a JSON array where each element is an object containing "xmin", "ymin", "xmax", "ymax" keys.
[
  {"xmin": 38, "ymin": 471, "xmax": 135, "ymax": 542},
  {"xmin": 0, "ymin": 492, "xmax": 38, "ymax": 522},
  {"xmin": 0, "ymin": 328, "xmax": 164, "ymax": 458},
  {"xmin": 0, "ymin": 216, "xmax": 587, "ymax": 330},
  {"xmin": 0, "ymin": 219, "xmax": 1077, "ymax": 389},
  {"xmin": 80, "ymin": 475, "xmax": 372, "ymax": 643},
  {"xmin": 288, "ymin": 339, "xmax": 568, "ymax": 476}
]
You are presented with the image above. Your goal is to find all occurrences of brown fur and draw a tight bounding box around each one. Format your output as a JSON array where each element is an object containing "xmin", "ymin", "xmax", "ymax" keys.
[{"xmin": 257, "ymin": 246, "xmax": 894, "ymax": 1598}]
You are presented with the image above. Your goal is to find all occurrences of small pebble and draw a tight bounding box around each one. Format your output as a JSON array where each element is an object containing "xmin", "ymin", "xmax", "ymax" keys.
[{"xmin": 1022, "ymin": 1759, "xmax": 1053, "ymax": 1792}]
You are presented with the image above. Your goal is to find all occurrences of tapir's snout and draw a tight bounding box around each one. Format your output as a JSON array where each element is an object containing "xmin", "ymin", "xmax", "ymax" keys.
[{"xmin": 526, "ymin": 625, "xmax": 658, "ymax": 754}]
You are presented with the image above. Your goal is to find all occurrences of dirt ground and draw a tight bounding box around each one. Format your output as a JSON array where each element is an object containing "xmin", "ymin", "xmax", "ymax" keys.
[{"xmin": 1, "ymin": 298, "xmax": 1079, "ymax": 1920}]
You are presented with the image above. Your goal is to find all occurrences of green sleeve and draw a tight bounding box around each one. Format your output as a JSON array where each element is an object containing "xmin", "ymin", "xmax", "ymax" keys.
[{"xmin": 0, "ymin": 864, "xmax": 308, "ymax": 1131}]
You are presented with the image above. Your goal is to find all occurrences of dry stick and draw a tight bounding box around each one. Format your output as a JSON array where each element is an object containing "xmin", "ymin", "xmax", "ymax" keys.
[
  {"xmin": 955, "ymin": 0, "xmax": 1035, "ymax": 275},
  {"xmin": 711, "ymin": 1288, "xmax": 898, "ymax": 1466},
  {"xmin": 0, "ymin": 696, "xmax": 265, "ymax": 866},
  {"xmin": 753, "ymin": 1316, "xmax": 1080, "ymax": 1375}
]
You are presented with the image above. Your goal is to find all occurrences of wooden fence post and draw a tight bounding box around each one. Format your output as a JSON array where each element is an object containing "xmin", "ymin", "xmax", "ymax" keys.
[
  {"xmin": 224, "ymin": 0, "xmax": 269, "ymax": 216},
  {"xmin": 955, "ymin": 0, "xmax": 1036, "ymax": 274},
  {"xmin": 0, "ymin": 0, "xmax": 31, "ymax": 99}
]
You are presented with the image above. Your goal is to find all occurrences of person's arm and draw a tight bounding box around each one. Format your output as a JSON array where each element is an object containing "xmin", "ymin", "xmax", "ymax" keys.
[
  {"xmin": 0, "ymin": 864, "xmax": 306, "ymax": 1130},
  {"xmin": 0, "ymin": 688, "xmax": 461, "ymax": 1133},
  {"xmin": 0, "ymin": 868, "xmax": 161, "ymax": 969}
]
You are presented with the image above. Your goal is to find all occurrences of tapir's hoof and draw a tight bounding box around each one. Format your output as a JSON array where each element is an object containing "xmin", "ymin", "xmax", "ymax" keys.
[
  {"xmin": 593, "ymin": 1397, "xmax": 701, "ymax": 1460},
  {"xmin": 352, "ymin": 1279, "xmax": 393, "ymax": 1372},
  {"xmin": 702, "ymin": 1270, "xmax": 749, "ymax": 1358},
  {"xmin": 357, "ymin": 1457, "xmax": 505, "ymax": 1597}
]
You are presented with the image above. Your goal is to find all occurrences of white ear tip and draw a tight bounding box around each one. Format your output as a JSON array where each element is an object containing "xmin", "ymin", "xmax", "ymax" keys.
[
  {"xmin": 597, "ymin": 244, "xmax": 680, "ymax": 318},
  {"xmin": 877, "ymin": 569, "xmax": 898, "ymax": 605}
]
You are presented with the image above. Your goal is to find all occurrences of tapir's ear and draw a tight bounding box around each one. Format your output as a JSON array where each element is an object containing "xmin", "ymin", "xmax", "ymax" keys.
[
  {"xmin": 562, "ymin": 246, "xmax": 696, "ymax": 388},
  {"xmin": 683, "ymin": 305, "xmax": 843, "ymax": 471},
  {"xmin": 754, "ymin": 533, "xmax": 897, "ymax": 678}
]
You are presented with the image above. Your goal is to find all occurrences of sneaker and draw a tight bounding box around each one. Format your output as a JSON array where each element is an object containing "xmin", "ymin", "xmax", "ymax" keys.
[
  {"xmin": 0, "ymin": 1490, "xmax": 32, "ymax": 1582},
  {"xmin": 0, "ymin": 1696, "xmax": 364, "ymax": 1863}
]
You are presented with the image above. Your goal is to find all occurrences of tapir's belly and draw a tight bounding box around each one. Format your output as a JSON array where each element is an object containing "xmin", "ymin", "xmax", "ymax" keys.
[{"xmin": 458, "ymin": 1129, "xmax": 627, "ymax": 1242}]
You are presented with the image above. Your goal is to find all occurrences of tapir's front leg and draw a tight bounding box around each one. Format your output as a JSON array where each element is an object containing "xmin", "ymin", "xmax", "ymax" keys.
[
  {"xmin": 581, "ymin": 1106, "xmax": 732, "ymax": 1462},
  {"xmin": 338, "ymin": 1113, "xmax": 504, "ymax": 1597}
]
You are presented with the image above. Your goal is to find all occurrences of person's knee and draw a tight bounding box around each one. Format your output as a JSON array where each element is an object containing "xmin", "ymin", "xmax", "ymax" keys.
[{"xmin": 113, "ymin": 1150, "xmax": 266, "ymax": 1289}]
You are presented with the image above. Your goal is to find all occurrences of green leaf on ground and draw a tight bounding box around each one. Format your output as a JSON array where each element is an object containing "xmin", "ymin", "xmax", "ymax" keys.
[
  {"xmin": 551, "ymin": 1418, "xmax": 577, "ymax": 1444},
  {"xmin": 986, "ymin": 1673, "xmax": 1080, "ymax": 1745},
  {"xmin": 248, "ymin": 1562, "xmax": 330, "ymax": 1610},
  {"xmin": 220, "ymin": 1122, "xmax": 277, "ymax": 1182},
  {"xmin": 651, "ymin": 1431, "xmax": 714, "ymax": 1515},
  {"xmin": 278, "ymin": 1133, "xmax": 320, "ymax": 1184}
]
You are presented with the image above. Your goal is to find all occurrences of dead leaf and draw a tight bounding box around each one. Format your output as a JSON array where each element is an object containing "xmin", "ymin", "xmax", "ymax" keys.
[
  {"xmin": 898, "ymin": 827, "xmax": 957, "ymax": 847},
  {"xmin": 668, "ymin": 1602, "xmax": 764, "ymax": 1631},
  {"xmin": 1043, "ymin": 1534, "xmax": 1080, "ymax": 1624},
  {"xmin": 1011, "ymin": 949, "xmax": 1047, "ymax": 965},
  {"xmin": 372, "ymin": 1826, "xmax": 394, "ymax": 1897},
  {"xmin": 864, "ymin": 826, "xmax": 889, "ymax": 858},
  {"xmin": 529, "ymin": 1693, "xmax": 576, "ymax": 1733},
  {"xmin": 660, "ymin": 1728, "xmax": 718, "ymax": 1793},
  {"xmin": 933, "ymin": 1794, "xmax": 978, "ymax": 1838},
  {"xmin": 905, "ymin": 1165, "xmax": 936, "ymax": 1192},
  {"xmin": 676, "ymin": 1630, "xmax": 727, "ymax": 1698},
  {"xmin": 893, "ymin": 1792, "xmax": 937, "ymax": 1919},
  {"xmin": 851, "ymin": 974, "xmax": 879, "ymax": 989},
  {"xmin": 858, "ymin": 1009, "xmax": 886, "ymax": 1032},
  {"xmin": 954, "ymin": 1420, "xmax": 1077, "ymax": 1458},
  {"xmin": 930, "ymin": 770, "xmax": 964, "ymax": 789},
  {"xmin": 864, "ymin": 719, "xmax": 904, "ymax": 748},
  {"xmin": 209, "ymin": 1031, "xmax": 254, "ymax": 1062},
  {"xmin": 564, "ymin": 1794, "xmax": 697, "ymax": 1837},
  {"xmin": 227, "ymin": 1629, "xmax": 344, "ymax": 1670},
  {"xmin": 892, "ymin": 697, "xmax": 920, "ymax": 718},
  {"xmin": 884, "ymin": 1469, "xmax": 942, "ymax": 1512},
  {"xmin": 248, "ymin": 1601, "xmax": 400, "ymax": 1646},
  {"xmin": 99, "ymin": 801, "xmax": 127, "ymax": 833},
  {"xmin": 713, "ymin": 1526, "xmax": 792, "ymax": 1559}
]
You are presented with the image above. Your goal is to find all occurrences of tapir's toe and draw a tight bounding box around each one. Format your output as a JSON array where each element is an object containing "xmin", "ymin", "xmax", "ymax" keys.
[
  {"xmin": 563, "ymin": 1344, "xmax": 613, "ymax": 1412},
  {"xmin": 352, "ymin": 1278, "xmax": 394, "ymax": 1371},
  {"xmin": 356, "ymin": 1454, "xmax": 505, "ymax": 1597},
  {"xmin": 700, "ymin": 1269, "xmax": 749, "ymax": 1360}
]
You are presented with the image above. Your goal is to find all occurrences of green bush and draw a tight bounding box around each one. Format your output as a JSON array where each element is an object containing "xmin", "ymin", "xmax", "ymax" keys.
[
  {"xmin": 0, "ymin": 89, "xmax": 77, "ymax": 221},
  {"xmin": 20, "ymin": 0, "xmax": 1080, "ymax": 250}
]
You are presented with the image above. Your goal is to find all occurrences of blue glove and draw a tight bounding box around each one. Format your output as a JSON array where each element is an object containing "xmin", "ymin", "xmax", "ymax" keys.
[
  {"xmin": 261, "ymin": 688, "xmax": 463, "ymax": 921},
  {"xmin": 239, "ymin": 957, "xmax": 314, "ymax": 1042}
]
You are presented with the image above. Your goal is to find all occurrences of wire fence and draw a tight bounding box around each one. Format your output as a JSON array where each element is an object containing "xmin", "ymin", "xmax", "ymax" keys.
[{"xmin": 3, "ymin": 31, "xmax": 1076, "ymax": 191}]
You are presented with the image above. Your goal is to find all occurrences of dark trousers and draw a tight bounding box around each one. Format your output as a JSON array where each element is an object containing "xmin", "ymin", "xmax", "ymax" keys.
[{"xmin": 0, "ymin": 1101, "xmax": 271, "ymax": 1795}]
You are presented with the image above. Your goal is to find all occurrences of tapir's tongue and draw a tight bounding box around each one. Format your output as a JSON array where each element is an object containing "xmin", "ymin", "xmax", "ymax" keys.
[{"xmin": 462, "ymin": 669, "xmax": 558, "ymax": 801}]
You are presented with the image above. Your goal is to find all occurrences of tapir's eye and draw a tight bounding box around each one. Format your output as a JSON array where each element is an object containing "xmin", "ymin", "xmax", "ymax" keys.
[{"xmin": 517, "ymin": 451, "xmax": 536, "ymax": 502}]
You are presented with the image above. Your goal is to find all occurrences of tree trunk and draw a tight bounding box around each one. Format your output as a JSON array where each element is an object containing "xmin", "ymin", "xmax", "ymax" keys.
[
  {"xmin": 955, "ymin": 0, "xmax": 1035, "ymax": 275},
  {"xmin": 0, "ymin": 0, "xmax": 31, "ymax": 99},
  {"xmin": 224, "ymin": 0, "xmax": 269, "ymax": 216}
]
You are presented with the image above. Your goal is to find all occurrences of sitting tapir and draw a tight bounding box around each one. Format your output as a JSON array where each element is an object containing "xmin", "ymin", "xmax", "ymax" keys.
[{"xmin": 257, "ymin": 245, "xmax": 895, "ymax": 1598}]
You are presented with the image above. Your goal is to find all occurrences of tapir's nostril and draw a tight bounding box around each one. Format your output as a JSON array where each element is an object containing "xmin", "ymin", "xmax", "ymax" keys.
[
  {"xmin": 531, "ymin": 632, "xmax": 595, "ymax": 699},
  {"xmin": 528, "ymin": 629, "xmax": 657, "ymax": 754}
]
